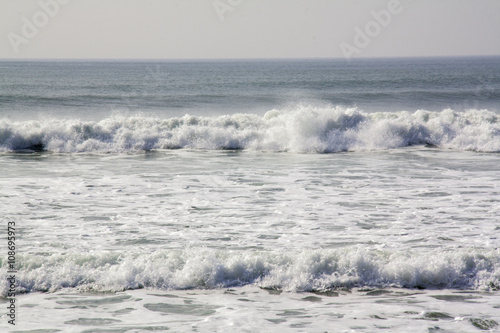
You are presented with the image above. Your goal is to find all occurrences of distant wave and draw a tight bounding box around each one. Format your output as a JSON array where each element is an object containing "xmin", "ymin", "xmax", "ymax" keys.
[
  {"xmin": 2, "ymin": 248, "xmax": 499, "ymax": 294},
  {"xmin": 1, "ymin": 106, "xmax": 499, "ymax": 153}
]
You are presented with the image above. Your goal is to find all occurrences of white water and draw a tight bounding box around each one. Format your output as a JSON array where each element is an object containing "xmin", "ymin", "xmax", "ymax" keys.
[
  {"xmin": 11, "ymin": 248, "xmax": 500, "ymax": 293},
  {"xmin": 1, "ymin": 107, "xmax": 499, "ymax": 153},
  {"xmin": 1, "ymin": 140, "xmax": 500, "ymax": 331}
]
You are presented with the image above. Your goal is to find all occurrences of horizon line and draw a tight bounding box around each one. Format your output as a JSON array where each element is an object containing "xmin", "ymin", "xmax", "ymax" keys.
[{"xmin": 1, "ymin": 55, "xmax": 500, "ymax": 62}]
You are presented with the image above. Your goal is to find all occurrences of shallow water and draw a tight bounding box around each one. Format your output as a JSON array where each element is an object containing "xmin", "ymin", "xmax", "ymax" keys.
[{"xmin": 6, "ymin": 287, "xmax": 499, "ymax": 332}]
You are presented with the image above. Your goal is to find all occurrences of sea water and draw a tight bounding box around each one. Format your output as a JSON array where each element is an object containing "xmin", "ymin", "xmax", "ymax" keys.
[{"xmin": 1, "ymin": 58, "xmax": 499, "ymax": 332}]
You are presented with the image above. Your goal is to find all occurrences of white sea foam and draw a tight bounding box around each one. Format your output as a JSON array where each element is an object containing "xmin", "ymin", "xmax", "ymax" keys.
[
  {"xmin": 4, "ymin": 248, "xmax": 499, "ymax": 294},
  {"xmin": 1, "ymin": 106, "xmax": 499, "ymax": 153}
]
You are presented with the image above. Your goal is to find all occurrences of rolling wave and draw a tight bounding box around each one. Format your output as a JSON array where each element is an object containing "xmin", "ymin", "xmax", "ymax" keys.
[
  {"xmin": 1, "ymin": 106, "xmax": 499, "ymax": 153},
  {"xmin": 3, "ymin": 248, "xmax": 499, "ymax": 294}
]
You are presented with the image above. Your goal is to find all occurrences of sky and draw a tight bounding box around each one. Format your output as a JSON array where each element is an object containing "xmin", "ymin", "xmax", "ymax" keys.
[{"xmin": 1, "ymin": 0, "xmax": 500, "ymax": 60}]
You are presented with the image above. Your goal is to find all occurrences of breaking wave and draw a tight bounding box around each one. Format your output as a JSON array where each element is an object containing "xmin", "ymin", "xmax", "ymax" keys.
[
  {"xmin": 1, "ymin": 106, "xmax": 499, "ymax": 153},
  {"xmin": 2, "ymin": 248, "xmax": 499, "ymax": 294}
]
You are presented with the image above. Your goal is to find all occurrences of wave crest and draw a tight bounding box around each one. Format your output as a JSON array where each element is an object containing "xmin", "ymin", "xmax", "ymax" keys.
[
  {"xmin": 1, "ymin": 106, "xmax": 499, "ymax": 153},
  {"xmin": 3, "ymin": 248, "xmax": 499, "ymax": 294}
]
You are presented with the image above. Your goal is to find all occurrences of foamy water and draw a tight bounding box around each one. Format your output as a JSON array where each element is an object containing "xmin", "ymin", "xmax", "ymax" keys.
[
  {"xmin": 1, "ymin": 142, "xmax": 499, "ymax": 331},
  {"xmin": 10, "ymin": 287, "xmax": 500, "ymax": 332},
  {"xmin": 1, "ymin": 107, "xmax": 500, "ymax": 153}
]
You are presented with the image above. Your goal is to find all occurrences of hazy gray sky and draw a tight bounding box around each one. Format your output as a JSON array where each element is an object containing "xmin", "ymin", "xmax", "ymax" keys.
[{"xmin": 1, "ymin": 0, "xmax": 499, "ymax": 59}]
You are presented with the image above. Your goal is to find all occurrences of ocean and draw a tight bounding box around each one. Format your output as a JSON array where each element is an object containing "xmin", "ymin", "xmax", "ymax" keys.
[{"xmin": 1, "ymin": 57, "xmax": 499, "ymax": 332}]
